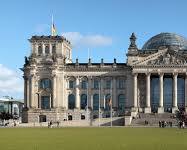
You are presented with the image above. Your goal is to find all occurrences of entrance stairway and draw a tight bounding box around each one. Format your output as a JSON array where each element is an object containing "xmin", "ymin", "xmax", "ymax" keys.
[
  {"xmin": 92, "ymin": 117, "xmax": 124, "ymax": 126},
  {"xmin": 131, "ymin": 112, "xmax": 178, "ymax": 126}
]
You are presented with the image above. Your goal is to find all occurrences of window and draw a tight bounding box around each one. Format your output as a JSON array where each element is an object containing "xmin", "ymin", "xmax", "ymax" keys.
[
  {"xmin": 40, "ymin": 79, "xmax": 51, "ymax": 89},
  {"xmin": 80, "ymin": 94, "xmax": 87, "ymax": 109},
  {"xmin": 81, "ymin": 81, "xmax": 87, "ymax": 89},
  {"xmin": 52, "ymin": 45, "xmax": 56, "ymax": 54},
  {"xmin": 118, "ymin": 94, "xmax": 125, "ymax": 111},
  {"xmin": 68, "ymin": 94, "xmax": 75, "ymax": 109},
  {"xmin": 93, "ymin": 80, "xmax": 99, "ymax": 89},
  {"xmin": 38, "ymin": 45, "xmax": 42, "ymax": 55},
  {"xmin": 45, "ymin": 45, "xmax": 49, "ymax": 54},
  {"xmin": 81, "ymin": 115, "xmax": 85, "ymax": 120},
  {"xmin": 93, "ymin": 94, "xmax": 99, "ymax": 110},
  {"xmin": 105, "ymin": 80, "xmax": 111, "ymax": 89},
  {"xmin": 177, "ymin": 77, "xmax": 185, "ymax": 109},
  {"xmin": 118, "ymin": 79, "xmax": 125, "ymax": 89},
  {"xmin": 69, "ymin": 80, "xmax": 74, "ymax": 89},
  {"xmin": 41, "ymin": 96, "xmax": 50, "ymax": 109},
  {"xmin": 39, "ymin": 115, "xmax": 47, "ymax": 122}
]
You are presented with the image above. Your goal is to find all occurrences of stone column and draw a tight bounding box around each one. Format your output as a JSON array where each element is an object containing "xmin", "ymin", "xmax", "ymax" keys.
[
  {"xmin": 100, "ymin": 78, "xmax": 104, "ymax": 108},
  {"xmin": 75, "ymin": 77, "xmax": 80, "ymax": 109},
  {"xmin": 64, "ymin": 77, "xmax": 68, "ymax": 109},
  {"xmin": 132, "ymin": 73, "xmax": 138, "ymax": 111},
  {"xmin": 42, "ymin": 43, "xmax": 45, "ymax": 55},
  {"xmin": 158, "ymin": 73, "xmax": 164, "ymax": 113},
  {"xmin": 145, "ymin": 73, "xmax": 151, "ymax": 113},
  {"xmin": 36, "ymin": 93, "xmax": 40, "ymax": 108},
  {"xmin": 61, "ymin": 73, "xmax": 65, "ymax": 109},
  {"xmin": 88, "ymin": 77, "xmax": 92, "ymax": 108},
  {"xmin": 185, "ymin": 74, "xmax": 187, "ymax": 112},
  {"xmin": 90, "ymin": 94, "xmax": 93, "ymax": 109},
  {"xmin": 24, "ymin": 76, "xmax": 28, "ymax": 108},
  {"xmin": 30, "ymin": 75, "xmax": 35, "ymax": 108},
  {"xmin": 113, "ymin": 77, "xmax": 117, "ymax": 108},
  {"xmin": 49, "ymin": 43, "xmax": 52, "ymax": 54},
  {"xmin": 26, "ymin": 77, "xmax": 30, "ymax": 108},
  {"xmin": 35, "ymin": 44, "xmax": 38, "ymax": 55},
  {"xmin": 172, "ymin": 73, "xmax": 178, "ymax": 113},
  {"xmin": 52, "ymin": 75, "xmax": 57, "ymax": 108}
]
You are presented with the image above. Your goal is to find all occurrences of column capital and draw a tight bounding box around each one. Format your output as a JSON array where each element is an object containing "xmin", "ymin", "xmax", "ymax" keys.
[
  {"xmin": 132, "ymin": 73, "xmax": 138, "ymax": 77},
  {"xmin": 172, "ymin": 72, "xmax": 178, "ymax": 77},
  {"xmin": 52, "ymin": 74, "xmax": 57, "ymax": 78},
  {"xmin": 158, "ymin": 72, "xmax": 164, "ymax": 77},
  {"xmin": 145, "ymin": 72, "xmax": 151, "ymax": 76}
]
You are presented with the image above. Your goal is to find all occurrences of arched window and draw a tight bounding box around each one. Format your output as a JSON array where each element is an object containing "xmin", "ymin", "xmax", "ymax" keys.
[
  {"xmin": 68, "ymin": 94, "xmax": 75, "ymax": 109},
  {"xmin": 52, "ymin": 45, "xmax": 56, "ymax": 54},
  {"xmin": 93, "ymin": 80, "xmax": 99, "ymax": 89},
  {"xmin": 38, "ymin": 45, "xmax": 42, "ymax": 55},
  {"xmin": 117, "ymin": 79, "xmax": 125, "ymax": 89},
  {"xmin": 105, "ymin": 80, "xmax": 111, "ymax": 89},
  {"xmin": 69, "ymin": 80, "xmax": 74, "ymax": 89},
  {"xmin": 177, "ymin": 77, "xmax": 185, "ymax": 109},
  {"xmin": 93, "ymin": 94, "xmax": 99, "ymax": 110},
  {"xmin": 40, "ymin": 79, "xmax": 51, "ymax": 89},
  {"xmin": 118, "ymin": 94, "xmax": 125, "ymax": 111},
  {"xmin": 105, "ymin": 94, "xmax": 111, "ymax": 110},
  {"xmin": 81, "ymin": 80, "xmax": 87, "ymax": 89},
  {"xmin": 45, "ymin": 45, "xmax": 49, "ymax": 54},
  {"xmin": 80, "ymin": 94, "xmax": 87, "ymax": 109},
  {"xmin": 41, "ymin": 96, "xmax": 50, "ymax": 109}
]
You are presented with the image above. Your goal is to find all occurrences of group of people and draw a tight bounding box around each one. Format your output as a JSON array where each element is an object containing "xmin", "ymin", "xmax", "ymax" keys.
[
  {"xmin": 158, "ymin": 121, "xmax": 172, "ymax": 128},
  {"xmin": 178, "ymin": 121, "xmax": 185, "ymax": 129},
  {"xmin": 48, "ymin": 120, "xmax": 60, "ymax": 128}
]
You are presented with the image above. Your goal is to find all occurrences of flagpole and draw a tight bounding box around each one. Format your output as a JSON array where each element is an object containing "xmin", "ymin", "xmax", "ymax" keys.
[
  {"xmin": 51, "ymin": 15, "xmax": 54, "ymax": 36},
  {"xmin": 87, "ymin": 81, "xmax": 89, "ymax": 121},
  {"xmin": 99, "ymin": 81, "xmax": 101, "ymax": 127},
  {"xmin": 110, "ymin": 80, "xmax": 113, "ymax": 127},
  {"xmin": 103, "ymin": 95, "xmax": 105, "ymax": 110}
]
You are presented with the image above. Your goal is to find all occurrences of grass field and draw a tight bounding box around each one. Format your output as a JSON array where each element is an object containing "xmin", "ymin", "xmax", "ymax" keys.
[{"xmin": 0, "ymin": 127, "xmax": 187, "ymax": 150}]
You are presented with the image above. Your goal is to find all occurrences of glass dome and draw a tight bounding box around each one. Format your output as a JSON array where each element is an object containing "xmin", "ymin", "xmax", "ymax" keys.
[{"xmin": 142, "ymin": 33, "xmax": 187, "ymax": 50}]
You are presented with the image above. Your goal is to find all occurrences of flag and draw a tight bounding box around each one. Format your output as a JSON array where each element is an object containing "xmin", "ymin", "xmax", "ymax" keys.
[
  {"xmin": 51, "ymin": 15, "xmax": 57, "ymax": 36},
  {"xmin": 108, "ymin": 98, "xmax": 112, "ymax": 107},
  {"xmin": 51, "ymin": 23, "xmax": 57, "ymax": 36}
]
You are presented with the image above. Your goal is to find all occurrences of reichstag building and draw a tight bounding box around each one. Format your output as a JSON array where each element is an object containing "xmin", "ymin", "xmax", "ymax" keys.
[{"xmin": 22, "ymin": 32, "xmax": 187, "ymax": 123}]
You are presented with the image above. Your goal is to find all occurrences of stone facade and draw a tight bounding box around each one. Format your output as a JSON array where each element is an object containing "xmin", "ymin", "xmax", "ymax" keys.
[{"xmin": 22, "ymin": 33, "xmax": 187, "ymax": 123}]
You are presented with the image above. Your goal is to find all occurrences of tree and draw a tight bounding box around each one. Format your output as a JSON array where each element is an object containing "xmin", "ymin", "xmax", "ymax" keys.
[
  {"xmin": 175, "ymin": 109, "xmax": 187, "ymax": 124},
  {"xmin": 0, "ymin": 112, "xmax": 13, "ymax": 125}
]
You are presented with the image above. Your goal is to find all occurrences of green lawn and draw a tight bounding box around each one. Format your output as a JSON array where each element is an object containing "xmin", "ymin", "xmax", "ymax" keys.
[{"xmin": 0, "ymin": 127, "xmax": 187, "ymax": 150}]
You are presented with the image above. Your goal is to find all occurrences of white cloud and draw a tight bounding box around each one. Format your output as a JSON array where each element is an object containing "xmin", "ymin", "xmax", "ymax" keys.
[
  {"xmin": 63, "ymin": 32, "xmax": 112, "ymax": 48},
  {"xmin": 0, "ymin": 64, "xmax": 23, "ymax": 96}
]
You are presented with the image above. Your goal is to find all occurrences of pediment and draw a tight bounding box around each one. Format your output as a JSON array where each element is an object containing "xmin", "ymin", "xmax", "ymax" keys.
[{"xmin": 132, "ymin": 49, "xmax": 187, "ymax": 66}]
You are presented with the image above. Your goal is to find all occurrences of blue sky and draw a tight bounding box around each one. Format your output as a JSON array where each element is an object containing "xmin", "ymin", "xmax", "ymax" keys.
[{"xmin": 0, "ymin": 0, "xmax": 187, "ymax": 99}]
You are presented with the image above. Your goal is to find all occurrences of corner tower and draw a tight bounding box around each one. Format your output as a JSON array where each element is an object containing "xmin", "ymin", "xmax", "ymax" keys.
[
  {"xmin": 29, "ymin": 35, "xmax": 72, "ymax": 63},
  {"xmin": 22, "ymin": 35, "xmax": 72, "ymax": 123}
]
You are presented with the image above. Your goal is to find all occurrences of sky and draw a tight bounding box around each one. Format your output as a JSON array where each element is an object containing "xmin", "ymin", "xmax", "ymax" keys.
[{"xmin": 0, "ymin": 0, "xmax": 187, "ymax": 99}]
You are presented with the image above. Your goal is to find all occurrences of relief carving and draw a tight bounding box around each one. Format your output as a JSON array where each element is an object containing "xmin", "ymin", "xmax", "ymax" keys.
[{"xmin": 147, "ymin": 52, "xmax": 187, "ymax": 65}]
